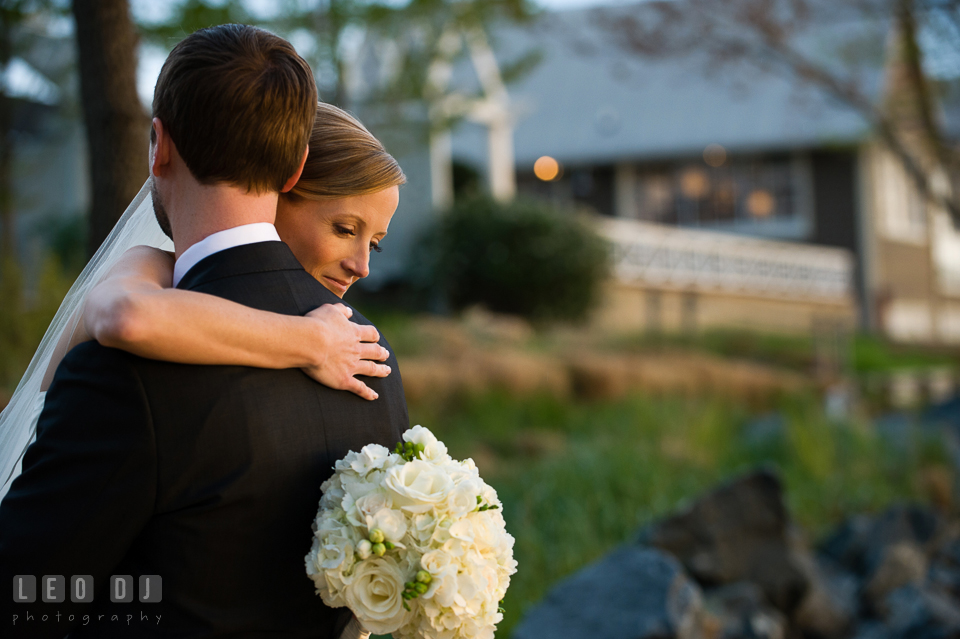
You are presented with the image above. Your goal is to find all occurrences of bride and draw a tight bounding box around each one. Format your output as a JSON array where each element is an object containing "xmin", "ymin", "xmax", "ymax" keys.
[{"xmin": 0, "ymin": 101, "xmax": 406, "ymax": 502}]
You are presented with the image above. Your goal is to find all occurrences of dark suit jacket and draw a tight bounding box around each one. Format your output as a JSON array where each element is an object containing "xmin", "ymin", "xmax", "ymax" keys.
[{"xmin": 0, "ymin": 241, "xmax": 409, "ymax": 638}]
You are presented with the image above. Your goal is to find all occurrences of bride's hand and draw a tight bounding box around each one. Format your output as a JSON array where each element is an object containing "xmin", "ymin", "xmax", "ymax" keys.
[{"xmin": 301, "ymin": 304, "xmax": 391, "ymax": 400}]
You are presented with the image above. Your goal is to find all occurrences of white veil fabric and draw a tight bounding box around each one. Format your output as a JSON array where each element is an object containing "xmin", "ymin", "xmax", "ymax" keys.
[{"xmin": 0, "ymin": 178, "xmax": 173, "ymax": 501}]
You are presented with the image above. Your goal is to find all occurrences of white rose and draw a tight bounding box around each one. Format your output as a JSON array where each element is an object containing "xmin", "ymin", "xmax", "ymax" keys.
[
  {"xmin": 445, "ymin": 478, "xmax": 482, "ymax": 517},
  {"xmin": 384, "ymin": 460, "xmax": 454, "ymax": 513},
  {"xmin": 403, "ymin": 425, "xmax": 451, "ymax": 464},
  {"xmin": 420, "ymin": 548, "xmax": 452, "ymax": 575},
  {"xmin": 367, "ymin": 507, "xmax": 408, "ymax": 543},
  {"xmin": 350, "ymin": 444, "xmax": 391, "ymax": 475},
  {"xmin": 343, "ymin": 557, "xmax": 410, "ymax": 635},
  {"xmin": 349, "ymin": 491, "xmax": 393, "ymax": 528},
  {"xmin": 403, "ymin": 425, "xmax": 438, "ymax": 448}
]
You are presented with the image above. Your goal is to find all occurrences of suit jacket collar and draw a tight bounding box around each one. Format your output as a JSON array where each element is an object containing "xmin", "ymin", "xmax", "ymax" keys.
[{"xmin": 176, "ymin": 241, "xmax": 306, "ymax": 291}]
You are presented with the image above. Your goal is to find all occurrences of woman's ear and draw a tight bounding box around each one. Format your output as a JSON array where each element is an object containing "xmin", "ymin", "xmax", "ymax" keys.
[{"xmin": 281, "ymin": 145, "xmax": 310, "ymax": 193}]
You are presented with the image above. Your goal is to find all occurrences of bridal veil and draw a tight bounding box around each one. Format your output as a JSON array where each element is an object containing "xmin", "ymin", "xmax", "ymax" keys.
[{"xmin": 0, "ymin": 178, "xmax": 172, "ymax": 501}]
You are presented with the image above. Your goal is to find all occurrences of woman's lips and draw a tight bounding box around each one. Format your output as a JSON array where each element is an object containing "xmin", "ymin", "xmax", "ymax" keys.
[{"xmin": 324, "ymin": 276, "xmax": 350, "ymax": 295}]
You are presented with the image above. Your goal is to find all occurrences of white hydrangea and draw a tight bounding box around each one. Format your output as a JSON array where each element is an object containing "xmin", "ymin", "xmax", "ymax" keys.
[{"xmin": 305, "ymin": 426, "xmax": 517, "ymax": 639}]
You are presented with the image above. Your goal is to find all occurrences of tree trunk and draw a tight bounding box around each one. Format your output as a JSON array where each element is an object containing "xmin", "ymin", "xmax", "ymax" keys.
[
  {"xmin": 0, "ymin": 6, "xmax": 15, "ymax": 262},
  {"xmin": 72, "ymin": 0, "xmax": 148, "ymax": 257}
]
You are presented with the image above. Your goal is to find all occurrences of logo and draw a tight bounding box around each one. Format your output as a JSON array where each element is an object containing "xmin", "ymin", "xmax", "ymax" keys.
[{"xmin": 13, "ymin": 576, "xmax": 162, "ymax": 604}]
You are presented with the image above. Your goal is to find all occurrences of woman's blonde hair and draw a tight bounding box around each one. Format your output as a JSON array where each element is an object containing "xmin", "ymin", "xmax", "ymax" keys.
[{"xmin": 287, "ymin": 102, "xmax": 406, "ymax": 200}]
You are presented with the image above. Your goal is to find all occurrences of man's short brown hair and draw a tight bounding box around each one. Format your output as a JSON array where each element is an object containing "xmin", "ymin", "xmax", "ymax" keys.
[{"xmin": 152, "ymin": 24, "xmax": 317, "ymax": 193}]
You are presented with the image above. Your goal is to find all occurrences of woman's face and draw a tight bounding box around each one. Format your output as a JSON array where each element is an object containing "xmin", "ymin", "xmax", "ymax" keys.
[{"xmin": 275, "ymin": 186, "xmax": 399, "ymax": 297}]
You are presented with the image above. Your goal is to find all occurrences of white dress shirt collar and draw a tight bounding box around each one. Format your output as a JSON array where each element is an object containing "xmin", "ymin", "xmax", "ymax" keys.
[{"xmin": 173, "ymin": 223, "xmax": 281, "ymax": 287}]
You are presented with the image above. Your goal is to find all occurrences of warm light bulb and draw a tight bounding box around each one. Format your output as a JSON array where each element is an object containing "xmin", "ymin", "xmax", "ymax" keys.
[
  {"xmin": 680, "ymin": 168, "xmax": 709, "ymax": 199},
  {"xmin": 534, "ymin": 156, "xmax": 560, "ymax": 181},
  {"xmin": 747, "ymin": 189, "xmax": 775, "ymax": 217}
]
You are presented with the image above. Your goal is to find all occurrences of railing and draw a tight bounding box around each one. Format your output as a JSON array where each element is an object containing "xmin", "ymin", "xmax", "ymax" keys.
[{"xmin": 598, "ymin": 218, "xmax": 854, "ymax": 302}]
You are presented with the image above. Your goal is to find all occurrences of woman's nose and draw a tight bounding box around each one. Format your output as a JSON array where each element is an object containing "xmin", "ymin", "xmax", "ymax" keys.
[{"xmin": 343, "ymin": 247, "xmax": 370, "ymax": 279}]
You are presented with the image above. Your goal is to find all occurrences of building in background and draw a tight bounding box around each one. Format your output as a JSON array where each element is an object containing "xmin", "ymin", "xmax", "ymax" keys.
[{"xmin": 385, "ymin": 3, "xmax": 960, "ymax": 343}]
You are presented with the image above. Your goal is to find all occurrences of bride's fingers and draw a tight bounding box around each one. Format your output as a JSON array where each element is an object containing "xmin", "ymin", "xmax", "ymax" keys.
[
  {"xmin": 344, "ymin": 378, "xmax": 379, "ymax": 401},
  {"xmin": 334, "ymin": 303, "xmax": 354, "ymax": 319},
  {"xmin": 359, "ymin": 343, "xmax": 389, "ymax": 361},
  {"xmin": 355, "ymin": 360, "xmax": 391, "ymax": 378},
  {"xmin": 357, "ymin": 325, "xmax": 380, "ymax": 343}
]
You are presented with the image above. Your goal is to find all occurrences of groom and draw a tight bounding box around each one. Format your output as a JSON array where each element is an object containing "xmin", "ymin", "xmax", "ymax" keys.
[{"xmin": 0, "ymin": 24, "xmax": 408, "ymax": 638}]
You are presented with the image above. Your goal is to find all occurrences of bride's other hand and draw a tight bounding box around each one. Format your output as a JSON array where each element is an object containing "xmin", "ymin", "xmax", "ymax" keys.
[{"xmin": 300, "ymin": 304, "xmax": 391, "ymax": 401}]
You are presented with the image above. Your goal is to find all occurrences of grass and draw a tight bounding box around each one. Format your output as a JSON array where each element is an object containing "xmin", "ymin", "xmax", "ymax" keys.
[
  {"xmin": 407, "ymin": 390, "xmax": 947, "ymax": 638},
  {"xmin": 604, "ymin": 327, "xmax": 960, "ymax": 375},
  {"xmin": 0, "ymin": 274, "xmax": 950, "ymax": 638}
]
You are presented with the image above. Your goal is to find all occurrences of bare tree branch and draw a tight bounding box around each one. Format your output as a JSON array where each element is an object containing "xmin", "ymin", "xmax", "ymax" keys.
[{"xmin": 599, "ymin": 0, "xmax": 960, "ymax": 224}]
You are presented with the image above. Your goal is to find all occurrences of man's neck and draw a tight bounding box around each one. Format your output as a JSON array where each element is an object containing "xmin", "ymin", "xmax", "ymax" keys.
[{"xmin": 168, "ymin": 180, "xmax": 280, "ymax": 260}]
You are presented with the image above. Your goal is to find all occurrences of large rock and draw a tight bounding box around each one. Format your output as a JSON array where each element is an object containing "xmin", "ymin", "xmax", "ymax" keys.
[
  {"xmin": 701, "ymin": 582, "xmax": 787, "ymax": 639},
  {"xmin": 862, "ymin": 542, "xmax": 928, "ymax": 615},
  {"xmin": 820, "ymin": 505, "xmax": 944, "ymax": 577},
  {"xmin": 929, "ymin": 537, "xmax": 960, "ymax": 601},
  {"xmin": 792, "ymin": 553, "xmax": 859, "ymax": 638},
  {"xmin": 639, "ymin": 470, "xmax": 809, "ymax": 614},
  {"xmin": 881, "ymin": 584, "xmax": 960, "ymax": 638},
  {"xmin": 512, "ymin": 547, "xmax": 706, "ymax": 639}
]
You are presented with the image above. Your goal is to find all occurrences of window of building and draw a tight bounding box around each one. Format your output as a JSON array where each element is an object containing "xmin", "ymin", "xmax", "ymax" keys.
[{"xmin": 629, "ymin": 155, "xmax": 811, "ymax": 240}]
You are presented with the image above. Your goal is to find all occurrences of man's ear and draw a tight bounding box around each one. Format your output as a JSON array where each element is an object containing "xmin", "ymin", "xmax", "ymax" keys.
[
  {"xmin": 150, "ymin": 118, "xmax": 171, "ymax": 178},
  {"xmin": 281, "ymin": 145, "xmax": 309, "ymax": 193}
]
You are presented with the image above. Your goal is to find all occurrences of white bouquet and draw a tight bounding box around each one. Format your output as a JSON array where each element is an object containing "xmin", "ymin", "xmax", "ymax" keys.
[{"xmin": 305, "ymin": 426, "xmax": 517, "ymax": 639}]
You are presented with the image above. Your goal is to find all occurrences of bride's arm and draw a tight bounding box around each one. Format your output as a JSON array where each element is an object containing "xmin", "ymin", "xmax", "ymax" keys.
[{"xmin": 43, "ymin": 245, "xmax": 390, "ymax": 399}]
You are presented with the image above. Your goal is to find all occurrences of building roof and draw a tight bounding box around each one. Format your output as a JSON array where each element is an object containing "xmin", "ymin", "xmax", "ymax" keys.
[{"xmin": 452, "ymin": 2, "xmax": 890, "ymax": 168}]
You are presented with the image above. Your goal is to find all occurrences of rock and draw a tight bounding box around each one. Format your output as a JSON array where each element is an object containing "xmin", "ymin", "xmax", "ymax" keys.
[
  {"xmin": 863, "ymin": 542, "xmax": 929, "ymax": 615},
  {"xmin": 850, "ymin": 620, "xmax": 892, "ymax": 639},
  {"xmin": 820, "ymin": 514, "xmax": 874, "ymax": 575},
  {"xmin": 929, "ymin": 537, "xmax": 960, "ymax": 601},
  {"xmin": 881, "ymin": 584, "xmax": 960, "ymax": 638},
  {"xmin": 702, "ymin": 582, "xmax": 787, "ymax": 639},
  {"xmin": 792, "ymin": 553, "xmax": 859, "ymax": 638},
  {"xmin": 639, "ymin": 470, "xmax": 809, "ymax": 614},
  {"xmin": 512, "ymin": 547, "xmax": 707, "ymax": 639},
  {"xmin": 819, "ymin": 505, "xmax": 944, "ymax": 577}
]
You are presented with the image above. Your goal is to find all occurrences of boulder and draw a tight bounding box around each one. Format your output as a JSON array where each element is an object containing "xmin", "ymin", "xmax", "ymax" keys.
[
  {"xmin": 820, "ymin": 505, "xmax": 944, "ymax": 577},
  {"xmin": 512, "ymin": 547, "xmax": 706, "ymax": 639},
  {"xmin": 639, "ymin": 470, "xmax": 809, "ymax": 614},
  {"xmin": 792, "ymin": 553, "xmax": 859, "ymax": 638},
  {"xmin": 929, "ymin": 537, "xmax": 960, "ymax": 601},
  {"xmin": 881, "ymin": 584, "xmax": 960, "ymax": 638},
  {"xmin": 862, "ymin": 543, "xmax": 928, "ymax": 615},
  {"xmin": 701, "ymin": 582, "xmax": 787, "ymax": 639}
]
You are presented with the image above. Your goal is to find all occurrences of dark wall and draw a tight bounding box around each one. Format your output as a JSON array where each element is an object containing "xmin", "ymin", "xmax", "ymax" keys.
[
  {"xmin": 810, "ymin": 149, "xmax": 868, "ymax": 328},
  {"xmin": 811, "ymin": 151, "xmax": 859, "ymax": 252}
]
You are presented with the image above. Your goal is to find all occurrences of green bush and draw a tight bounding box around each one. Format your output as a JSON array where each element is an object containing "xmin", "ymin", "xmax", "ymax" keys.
[{"xmin": 420, "ymin": 197, "xmax": 609, "ymax": 323}]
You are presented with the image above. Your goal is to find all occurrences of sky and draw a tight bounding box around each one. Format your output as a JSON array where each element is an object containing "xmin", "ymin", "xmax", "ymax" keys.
[{"xmin": 132, "ymin": 0, "xmax": 639, "ymax": 105}]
